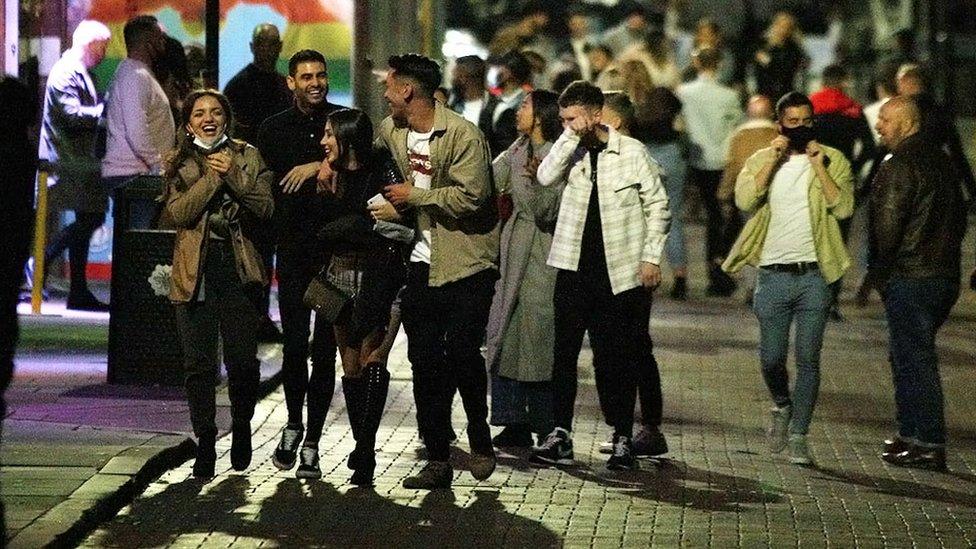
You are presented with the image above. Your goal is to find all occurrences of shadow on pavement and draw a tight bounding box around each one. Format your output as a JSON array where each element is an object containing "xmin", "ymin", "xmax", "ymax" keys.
[
  {"xmin": 561, "ymin": 459, "xmax": 783, "ymax": 512},
  {"xmin": 816, "ymin": 467, "xmax": 976, "ymax": 508},
  {"xmin": 87, "ymin": 476, "xmax": 562, "ymax": 548}
]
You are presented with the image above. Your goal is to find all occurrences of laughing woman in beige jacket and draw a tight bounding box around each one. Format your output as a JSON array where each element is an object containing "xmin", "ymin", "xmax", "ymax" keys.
[{"xmin": 162, "ymin": 89, "xmax": 273, "ymax": 479}]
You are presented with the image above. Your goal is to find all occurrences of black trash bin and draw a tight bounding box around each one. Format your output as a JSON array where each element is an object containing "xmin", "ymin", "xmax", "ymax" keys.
[{"xmin": 107, "ymin": 176, "xmax": 183, "ymax": 386}]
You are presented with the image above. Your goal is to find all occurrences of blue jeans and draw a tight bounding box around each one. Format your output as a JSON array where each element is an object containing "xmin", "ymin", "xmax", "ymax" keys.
[
  {"xmin": 646, "ymin": 142, "xmax": 686, "ymax": 270},
  {"xmin": 753, "ymin": 268, "xmax": 831, "ymax": 435},
  {"xmin": 883, "ymin": 277, "xmax": 959, "ymax": 447}
]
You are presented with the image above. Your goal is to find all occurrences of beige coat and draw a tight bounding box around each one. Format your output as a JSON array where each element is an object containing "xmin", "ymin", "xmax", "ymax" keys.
[{"xmin": 163, "ymin": 140, "xmax": 274, "ymax": 302}]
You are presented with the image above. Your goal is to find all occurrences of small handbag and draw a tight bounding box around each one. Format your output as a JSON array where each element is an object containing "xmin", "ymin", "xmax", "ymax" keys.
[{"xmin": 303, "ymin": 268, "xmax": 352, "ymax": 324}]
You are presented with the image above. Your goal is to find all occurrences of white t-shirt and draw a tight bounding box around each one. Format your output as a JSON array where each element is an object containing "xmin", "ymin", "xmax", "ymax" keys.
[
  {"xmin": 760, "ymin": 154, "xmax": 818, "ymax": 266},
  {"xmin": 461, "ymin": 99, "xmax": 483, "ymax": 126},
  {"xmin": 408, "ymin": 130, "xmax": 435, "ymax": 264}
]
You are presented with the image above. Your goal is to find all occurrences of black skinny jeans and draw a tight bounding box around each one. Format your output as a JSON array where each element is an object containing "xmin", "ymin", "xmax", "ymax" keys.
[
  {"xmin": 276, "ymin": 246, "xmax": 337, "ymax": 443},
  {"xmin": 552, "ymin": 268, "xmax": 655, "ymax": 439},
  {"xmin": 46, "ymin": 210, "xmax": 104, "ymax": 295},
  {"xmin": 400, "ymin": 263, "xmax": 495, "ymax": 461},
  {"xmin": 176, "ymin": 240, "xmax": 261, "ymax": 441}
]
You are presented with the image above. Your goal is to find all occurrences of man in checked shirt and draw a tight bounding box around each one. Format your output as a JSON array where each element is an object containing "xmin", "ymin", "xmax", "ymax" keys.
[{"xmin": 530, "ymin": 81, "xmax": 671, "ymax": 471}]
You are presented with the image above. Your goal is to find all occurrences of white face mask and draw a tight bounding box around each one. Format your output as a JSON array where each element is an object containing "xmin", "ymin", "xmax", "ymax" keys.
[{"xmin": 192, "ymin": 131, "xmax": 228, "ymax": 152}]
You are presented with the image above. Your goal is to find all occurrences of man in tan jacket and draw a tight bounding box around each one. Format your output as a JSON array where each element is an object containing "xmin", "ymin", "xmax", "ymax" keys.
[{"xmin": 373, "ymin": 53, "xmax": 500, "ymax": 490}]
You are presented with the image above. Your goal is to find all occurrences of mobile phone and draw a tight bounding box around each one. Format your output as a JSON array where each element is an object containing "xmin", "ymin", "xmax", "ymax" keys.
[{"xmin": 366, "ymin": 193, "xmax": 388, "ymax": 208}]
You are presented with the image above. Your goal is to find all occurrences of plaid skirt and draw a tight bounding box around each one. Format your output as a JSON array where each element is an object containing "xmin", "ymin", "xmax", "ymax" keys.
[{"xmin": 325, "ymin": 253, "xmax": 365, "ymax": 297}]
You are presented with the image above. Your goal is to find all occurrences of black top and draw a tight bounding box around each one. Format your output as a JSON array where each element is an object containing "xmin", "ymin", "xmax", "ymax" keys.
[
  {"xmin": 755, "ymin": 41, "xmax": 806, "ymax": 102},
  {"xmin": 579, "ymin": 142, "xmax": 608, "ymax": 280},
  {"xmin": 223, "ymin": 63, "xmax": 292, "ymax": 144},
  {"xmin": 256, "ymin": 102, "xmax": 343, "ymax": 249}
]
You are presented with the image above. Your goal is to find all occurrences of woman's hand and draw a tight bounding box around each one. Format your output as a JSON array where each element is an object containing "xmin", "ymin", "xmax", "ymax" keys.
[{"xmin": 205, "ymin": 151, "xmax": 233, "ymax": 175}]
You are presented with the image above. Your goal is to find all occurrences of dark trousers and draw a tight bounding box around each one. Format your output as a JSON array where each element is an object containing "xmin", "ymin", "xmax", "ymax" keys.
[
  {"xmin": 277, "ymin": 247, "xmax": 337, "ymax": 443},
  {"xmin": 883, "ymin": 276, "xmax": 959, "ymax": 446},
  {"xmin": 175, "ymin": 240, "xmax": 261, "ymax": 441},
  {"xmin": 689, "ymin": 167, "xmax": 740, "ymax": 263},
  {"xmin": 45, "ymin": 210, "xmax": 104, "ymax": 296},
  {"xmin": 400, "ymin": 263, "xmax": 495, "ymax": 461},
  {"xmin": 552, "ymin": 268, "xmax": 652, "ymax": 438},
  {"xmin": 593, "ymin": 337, "xmax": 663, "ymax": 429}
]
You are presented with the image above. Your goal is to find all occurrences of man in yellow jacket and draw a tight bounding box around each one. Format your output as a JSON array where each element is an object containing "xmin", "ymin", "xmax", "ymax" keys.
[{"xmin": 723, "ymin": 92, "xmax": 854, "ymax": 467}]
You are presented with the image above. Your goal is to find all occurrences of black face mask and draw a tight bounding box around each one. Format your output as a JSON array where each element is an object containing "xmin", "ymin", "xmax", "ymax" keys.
[{"xmin": 781, "ymin": 124, "xmax": 816, "ymax": 151}]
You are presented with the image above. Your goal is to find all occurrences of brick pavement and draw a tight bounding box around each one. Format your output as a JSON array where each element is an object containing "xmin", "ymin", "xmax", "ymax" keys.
[{"xmin": 79, "ymin": 287, "xmax": 976, "ymax": 548}]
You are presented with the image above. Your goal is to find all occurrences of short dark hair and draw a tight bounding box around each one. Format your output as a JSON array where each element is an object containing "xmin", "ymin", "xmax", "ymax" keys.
[
  {"xmin": 327, "ymin": 108, "xmax": 374, "ymax": 168},
  {"xmin": 455, "ymin": 55, "xmax": 487, "ymax": 85},
  {"xmin": 289, "ymin": 49, "xmax": 327, "ymax": 76},
  {"xmin": 529, "ymin": 90, "xmax": 563, "ymax": 142},
  {"xmin": 775, "ymin": 91, "xmax": 814, "ymax": 119},
  {"xmin": 603, "ymin": 91, "xmax": 636, "ymax": 132},
  {"xmin": 821, "ymin": 64, "xmax": 849, "ymax": 88},
  {"xmin": 123, "ymin": 15, "xmax": 159, "ymax": 50},
  {"xmin": 388, "ymin": 53, "xmax": 442, "ymax": 101},
  {"xmin": 558, "ymin": 80, "xmax": 605, "ymax": 109},
  {"xmin": 497, "ymin": 50, "xmax": 532, "ymax": 85},
  {"xmin": 692, "ymin": 46, "xmax": 722, "ymax": 71}
]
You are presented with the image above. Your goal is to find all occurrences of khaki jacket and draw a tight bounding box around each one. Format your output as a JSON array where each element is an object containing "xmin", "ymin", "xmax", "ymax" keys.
[
  {"xmin": 722, "ymin": 145, "xmax": 854, "ymax": 284},
  {"xmin": 376, "ymin": 102, "xmax": 499, "ymax": 287},
  {"xmin": 163, "ymin": 140, "xmax": 274, "ymax": 302}
]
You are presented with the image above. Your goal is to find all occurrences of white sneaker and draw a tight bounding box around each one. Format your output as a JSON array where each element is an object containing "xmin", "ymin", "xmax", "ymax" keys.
[{"xmin": 767, "ymin": 406, "xmax": 791, "ymax": 453}]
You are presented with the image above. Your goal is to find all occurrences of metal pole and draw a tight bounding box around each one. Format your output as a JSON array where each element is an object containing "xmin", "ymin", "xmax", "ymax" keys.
[
  {"xmin": 30, "ymin": 171, "xmax": 49, "ymax": 314},
  {"xmin": 206, "ymin": 0, "xmax": 219, "ymax": 86}
]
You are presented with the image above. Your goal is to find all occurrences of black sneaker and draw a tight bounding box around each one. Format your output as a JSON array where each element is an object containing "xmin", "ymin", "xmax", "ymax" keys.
[
  {"xmin": 632, "ymin": 427, "xmax": 668, "ymax": 457},
  {"xmin": 669, "ymin": 277, "xmax": 688, "ymax": 300},
  {"xmin": 402, "ymin": 461, "xmax": 452, "ymax": 489},
  {"xmin": 492, "ymin": 424, "xmax": 533, "ymax": 448},
  {"xmin": 606, "ymin": 435, "xmax": 636, "ymax": 471},
  {"xmin": 193, "ymin": 437, "xmax": 216, "ymax": 479},
  {"xmin": 66, "ymin": 291, "xmax": 110, "ymax": 312},
  {"xmin": 529, "ymin": 428, "xmax": 574, "ymax": 466},
  {"xmin": 272, "ymin": 425, "xmax": 304, "ymax": 470},
  {"xmin": 296, "ymin": 446, "xmax": 322, "ymax": 479}
]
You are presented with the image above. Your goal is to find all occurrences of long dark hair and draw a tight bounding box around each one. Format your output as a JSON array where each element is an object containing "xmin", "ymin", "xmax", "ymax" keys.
[
  {"xmin": 529, "ymin": 89, "xmax": 562, "ymax": 143},
  {"xmin": 327, "ymin": 108, "xmax": 374, "ymax": 169},
  {"xmin": 164, "ymin": 89, "xmax": 235, "ymax": 181}
]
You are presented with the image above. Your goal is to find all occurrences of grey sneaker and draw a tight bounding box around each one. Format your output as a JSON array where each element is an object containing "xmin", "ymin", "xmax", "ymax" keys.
[
  {"xmin": 767, "ymin": 406, "xmax": 791, "ymax": 453},
  {"xmin": 403, "ymin": 461, "xmax": 453, "ymax": 489},
  {"xmin": 788, "ymin": 434, "xmax": 815, "ymax": 466}
]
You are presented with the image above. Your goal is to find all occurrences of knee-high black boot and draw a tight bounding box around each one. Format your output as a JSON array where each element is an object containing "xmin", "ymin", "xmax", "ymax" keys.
[
  {"xmin": 228, "ymin": 362, "xmax": 259, "ymax": 471},
  {"xmin": 342, "ymin": 374, "xmax": 367, "ymax": 470},
  {"xmin": 345, "ymin": 363, "xmax": 390, "ymax": 486}
]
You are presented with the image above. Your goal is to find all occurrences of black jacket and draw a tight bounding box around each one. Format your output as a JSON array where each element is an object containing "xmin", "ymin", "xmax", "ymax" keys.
[{"xmin": 869, "ymin": 133, "xmax": 967, "ymax": 284}]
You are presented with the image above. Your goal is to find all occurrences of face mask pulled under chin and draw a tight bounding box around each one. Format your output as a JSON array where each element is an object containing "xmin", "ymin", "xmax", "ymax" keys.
[
  {"xmin": 781, "ymin": 125, "xmax": 816, "ymax": 151},
  {"xmin": 192, "ymin": 131, "xmax": 228, "ymax": 152}
]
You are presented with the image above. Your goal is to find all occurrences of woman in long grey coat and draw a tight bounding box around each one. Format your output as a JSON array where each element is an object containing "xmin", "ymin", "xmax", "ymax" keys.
[{"xmin": 485, "ymin": 90, "xmax": 566, "ymax": 448}]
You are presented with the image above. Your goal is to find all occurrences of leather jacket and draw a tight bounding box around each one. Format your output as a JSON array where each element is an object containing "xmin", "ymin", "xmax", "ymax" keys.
[{"xmin": 868, "ymin": 133, "xmax": 967, "ymax": 284}]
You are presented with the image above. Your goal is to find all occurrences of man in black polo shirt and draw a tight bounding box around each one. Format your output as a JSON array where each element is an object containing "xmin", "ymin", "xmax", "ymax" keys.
[{"xmin": 256, "ymin": 49, "xmax": 342, "ymax": 477}]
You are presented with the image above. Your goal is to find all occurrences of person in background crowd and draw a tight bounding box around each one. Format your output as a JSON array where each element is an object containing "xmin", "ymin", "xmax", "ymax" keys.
[
  {"xmin": 39, "ymin": 20, "xmax": 111, "ymax": 311},
  {"xmin": 594, "ymin": 92, "xmax": 671, "ymax": 459},
  {"xmin": 870, "ymin": 96, "xmax": 967, "ymax": 472},
  {"xmin": 316, "ymin": 108, "xmax": 407, "ymax": 485},
  {"xmin": 563, "ymin": 7, "xmax": 596, "ymax": 81},
  {"xmin": 896, "ymin": 64, "xmax": 976, "ymax": 204},
  {"xmin": 449, "ymin": 55, "xmax": 518, "ymax": 165},
  {"xmin": 531, "ymin": 81, "xmax": 670, "ymax": 471},
  {"xmin": 485, "ymin": 90, "xmax": 564, "ymax": 449},
  {"xmin": 753, "ymin": 12, "xmax": 807, "ymax": 103},
  {"xmin": 677, "ymin": 47, "xmax": 743, "ymax": 297},
  {"xmin": 1, "ymin": 73, "xmax": 37, "ymax": 539},
  {"xmin": 809, "ymin": 63, "xmax": 876, "ymax": 321},
  {"xmin": 863, "ymin": 69, "xmax": 897, "ymax": 146},
  {"xmin": 585, "ymin": 44, "xmax": 614, "ymax": 83},
  {"xmin": 376, "ymin": 53, "xmax": 499, "ymax": 489},
  {"xmin": 224, "ymin": 23, "xmax": 295, "ymax": 343},
  {"xmin": 718, "ymin": 94, "xmax": 779, "ymax": 300},
  {"xmin": 161, "ymin": 89, "xmax": 274, "ymax": 479},
  {"xmin": 156, "ymin": 34, "xmax": 193, "ymax": 121},
  {"xmin": 601, "ymin": 4, "xmax": 653, "ymax": 59},
  {"xmin": 489, "ymin": 50, "xmax": 533, "ymax": 152},
  {"xmin": 671, "ymin": 0, "xmax": 748, "ymax": 81},
  {"xmin": 681, "ymin": 19, "xmax": 735, "ymax": 86},
  {"xmin": 723, "ymin": 92, "xmax": 854, "ymax": 467},
  {"xmin": 618, "ymin": 29, "xmax": 681, "ymax": 89},
  {"xmin": 256, "ymin": 49, "xmax": 342, "ymax": 475},
  {"xmin": 102, "ymin": 15, "xmax": 175, "ymax": 210},
  {"xmin": 488, "ymin": 2, "xmax": 552, "ymax": 59}
]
